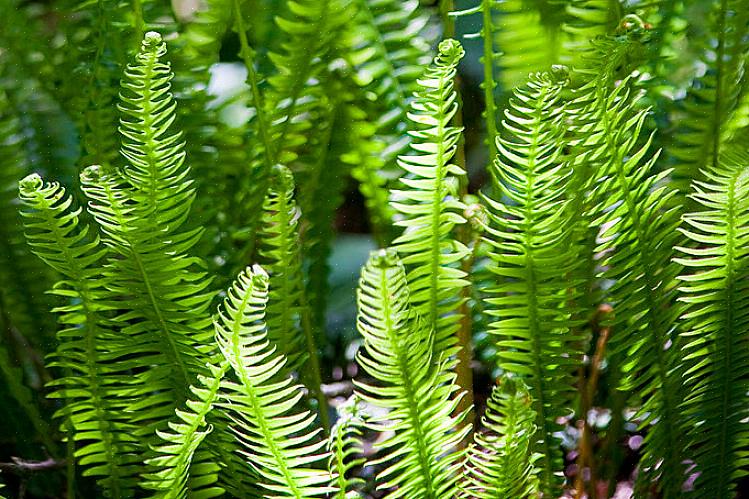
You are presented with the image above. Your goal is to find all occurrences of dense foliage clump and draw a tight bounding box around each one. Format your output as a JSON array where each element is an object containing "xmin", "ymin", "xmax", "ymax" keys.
[{"xmin": 1, "ymin": 1, "xmax": 749, "ymax": 498}]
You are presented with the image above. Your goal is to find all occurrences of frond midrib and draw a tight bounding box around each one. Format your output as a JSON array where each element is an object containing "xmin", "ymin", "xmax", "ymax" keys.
[{"xmin": 518, "ymin": 81, "xmax": 557, "ymax": 491}]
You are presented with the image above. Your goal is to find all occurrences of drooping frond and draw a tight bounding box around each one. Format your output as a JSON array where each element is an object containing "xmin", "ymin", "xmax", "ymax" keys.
[
  {"xmin": 676, "ymin": 150, "xmax": 749, "ymax": 497},
  {"xmin": 142, "ymin": 362, "xmax": 227, "ymax": 499},
  {"xmin": 571, "ymin": 72, "xmax": 686, "ymax": 495},
  {"xmin": 216, "ymin": 265, "xmax": 331, "ymax": 498},
  {"xmin": 669, "ymin": 0, "xmax": 749, "ymax": 196},
  {"xmin": 328, "ymin": 398, "xmax": 365, "ymax": 499},
  {"xmin": 390, "ymin": 38, "xmax": 469, "ymax": 357},
  {"xmin": 354, "ymin": 248, "xmax": 469, "ymax": 498},
  {"xmin": 461, "ymin": 376, "xmax": 539, "ymax": 499},
  {"xmin": 80, "ymin": 32, "xmax": 216, "ymax": 440},
  {"xmin": 481, "ymin": 68, "xmax": 583, "ymax": 495},
  {"xmin": 19, "ymin": 174, "xmax": 138, "ymax": 497}
]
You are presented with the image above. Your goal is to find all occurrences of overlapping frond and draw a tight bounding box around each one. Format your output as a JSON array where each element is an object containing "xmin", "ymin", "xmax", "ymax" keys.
[
  {"xmin": 461, "ymin": 376, "xmax": 539, "ymax": 499},
  {"xmin": 142, "ymin": 362, "xmax": 227, "ymax": 499},
  {"xmin": 216, "ymin": 265, "xmax": 331, "ymax": 498},
  {"xmin": 80, "ymin": 32, "xmax": 216, "ymax": 440},
  {"xmin": 676, "ymin": 150, "xmax": 749, "ymax": 497},
  {"xmin": 571, "ymin": 70, "xmax": 685, "ymax": 495},
  {"xmin": 390, "ymin": 39, "xmax": 469, "ymax": 356},
  {"xmin": 482, "ymin": 68, "xmax": 582, "ymax": 495},
  {"xmin": 341, "ymin": 0, "xmax": 434, "ymax": 242},
  {"xmin": 19, "ymin": 174, "xmax": 138, "ymax": 497},
  {"xmin": 354, "ymin": 249, "xmax": 469, "ymax": 498}
]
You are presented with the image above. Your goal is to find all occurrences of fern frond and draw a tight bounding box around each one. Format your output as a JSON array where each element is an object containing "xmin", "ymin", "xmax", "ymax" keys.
[
  {"xmin": 675, "ymin": 150, "xmax": 749, "ymax": 497},
  {"xmin": 390, "ymin": 38, "xmax": 469, "ymax": 357},
  {"xmin": 572, "ymin": 73, "xmax": 685, "ymax": 495},
  {"xmin": 482, "ymin": 68, "xmax": 582, "ymax": 495},
  {"xmin": 79, "ymin": 32, "xmax": 216, "ymax": 440},
  {"xmin": 342, "ymin": 0, "xmax": 434, "ymax": 242},
  {"xmin": 216, "ymin": 265, "xmax": 332, "ymax": 498},
  {"xmin": 19, "ymin": 174, "xmax": 138, "ymax": 496},
  {"xmin": 142, "ymin": 362, "xmax": 227, "ymax": 499},
  {"xmin": 461, "ymin": 376, "xmax": 539, "ymax": 499},
  {"xmin": 328, "ymin": 398, "xmax": 365, "ymax": 499},
  {"xmin": 669, "ymin": 0, "xmax": 749, "ymax": 196},
  {"xmin": 258, "ymin": 163, "xmax": 327, "ymax": 425},
  {"xmin": 354, "ymin": 248, "xmax": 469, "ymax": 498}
]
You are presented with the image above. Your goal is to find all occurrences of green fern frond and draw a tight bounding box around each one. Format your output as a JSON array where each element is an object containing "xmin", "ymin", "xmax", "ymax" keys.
[
  {"xmin": 675, "ymin": 150, "xmax": 749, "ymax": 497},
  {"xmin": 461, "ymin": 376, "xmax": 539, "ymax": 499},
  {"xmin": 79, "ymin": 32, "xmax": 216, "ymax": 438},
  {"xmin": 573, "ymin": 74, "xmax": 685, "ymax": 496},
  {"xmin": 342, "ymin": 0, "xmax": 434, "ymax": 242},
  {"xmin": 142, "ymin": 362, "xmax": 227, "ymax": 499},
  {"xmin": 216, "ymin": 265, "xmax": 332, "ymax": 498},
  {"xmin": 390, "ymin": 38, "xmax": 469, "ymax": 357},
  {"xmin": 354, "ymin": 248, "xmax": 469, "ymax": 498},
  {"xmin": 562, "ymin": 0, "xmax": 623, "ymax": 63},
  {"xmin": 328, "ymin": 398, "xmax": 365, "ymax": 499},
  {"xmin": 669, "ymin": 0, "xmax": 749, "ymax": 196},
  {"xmin": 19, "ymin": 174, "xmax": 138, "ymax": 496},
  {"xmin": 482, "ymin": 68, "xmax": 583, "ymax": 495},
  {"xmin": 258, "ymin": 165, "xmax": 307, "ymax": 366},
  {"xmin": 258, "ymin": 163, "xmax": 327, "ymax": 425}
]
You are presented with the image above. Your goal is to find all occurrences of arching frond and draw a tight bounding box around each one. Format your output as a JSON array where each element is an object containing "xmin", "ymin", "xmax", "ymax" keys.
[
  {"xmin": 19, "ymin": 174, "xmax": 138, "ymax": 497},
  {"xmin": 216, "ymin": 265, "xmax": 331, "ymax": 498},
  {"xmin": 390, "ymin": 38, "xmax": 469, "ymax": 357},
  {"xmin": 676, "ymin": 150, "xmax": 749, "ymax": 497},
  {"xmin": 462, "ymin": 376, "xmax": 539, "ymax": 499},
  {"xmin": 482, "ymin": 68, "xmax": 582, "ymax": 495},
  {"xmin": 341, "ymin": 0, "xmax": 434, "ymax": 242},
  {"xmin": 354, "ymin": 248, "xmax": 469, "ymax": 498}
]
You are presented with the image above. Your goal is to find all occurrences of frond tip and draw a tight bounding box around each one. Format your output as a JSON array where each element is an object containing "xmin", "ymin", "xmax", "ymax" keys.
[
  {"xmin": 462, "ymin": 376, "xmax": 539, "ymax": 498},
  {"xmin": 354, "ymin": 248, "xmax": 470, "ymax": 498},
  {"xmin": 216, "ymin": 265, "xmax": 331, "ymax": 498}
]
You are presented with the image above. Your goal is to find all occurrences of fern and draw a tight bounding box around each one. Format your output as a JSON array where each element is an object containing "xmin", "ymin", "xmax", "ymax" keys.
[
  {"xmin": 328, "ymin": 399, "xmax": 365, "ymax": 499},
  {"xmin": 573, "ymin": 73, "xmax": 685, "ymax": 496},
  {"xmin": 258, "ymin": 164, "xmax": 328, "ymax": 426},
  {"xmin": 215, "ymin": 265, "xmax": 332, "ymax": 498},
  {"xmin": 461, "ymin": 376, "xmax": 539, "ymax": 499},
  {"xmin": 19, "ymin": 174, "xmax": 138, "ymax": 496},
  {"xmin": 676, "ymin": 150, "xmax": 749, "ymax": 497},
  {"xmin": 341, "ymin": 0, "xmax": 433, "ymax": 243},
  {"xmin": 79, "ymin": 32, "xmax": 215, "ymax": 439},
  {"xmin": 482, "ymin": 68, "xmax": 583, "ymax": 494},
  {"xmin": 390, "ymin": 38, "xmax": 469, "ymax": 357},
  {"xmin": 354, "ymin": 248, "xmax": 469, "ymax": 498},
  {"xmin": 142, "ymin": 362, "xmax": 227, "ymax": 498}
]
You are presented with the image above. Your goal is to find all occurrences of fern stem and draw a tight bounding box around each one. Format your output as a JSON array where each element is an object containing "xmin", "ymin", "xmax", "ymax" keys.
[
  {"xmin": 132, "ymin": 0, "xmax": 145, "ymax": 45},
  {"xmin": 480, "ymin": 0, "xmax": 498, "ymax": 160},
  {"xmin": 299, "ymin": 290, "xmax": 330, "ymax": 435},
  {"xmin": 710, "ymin": 0, "xmax": 729, "ymax": 172},
  {"xmin": 232, "ymin": 0, "xmax": 276, "ymax": 168}
]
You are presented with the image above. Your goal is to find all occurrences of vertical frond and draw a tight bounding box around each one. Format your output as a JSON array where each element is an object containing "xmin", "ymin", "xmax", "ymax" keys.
[
  {"xmin": 390, "ymin": 38, "xmax": 469, "ymax": 357},
  {"xmin": 216, "ymin": 265, "xmax": 332, "ymax": 498}
]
